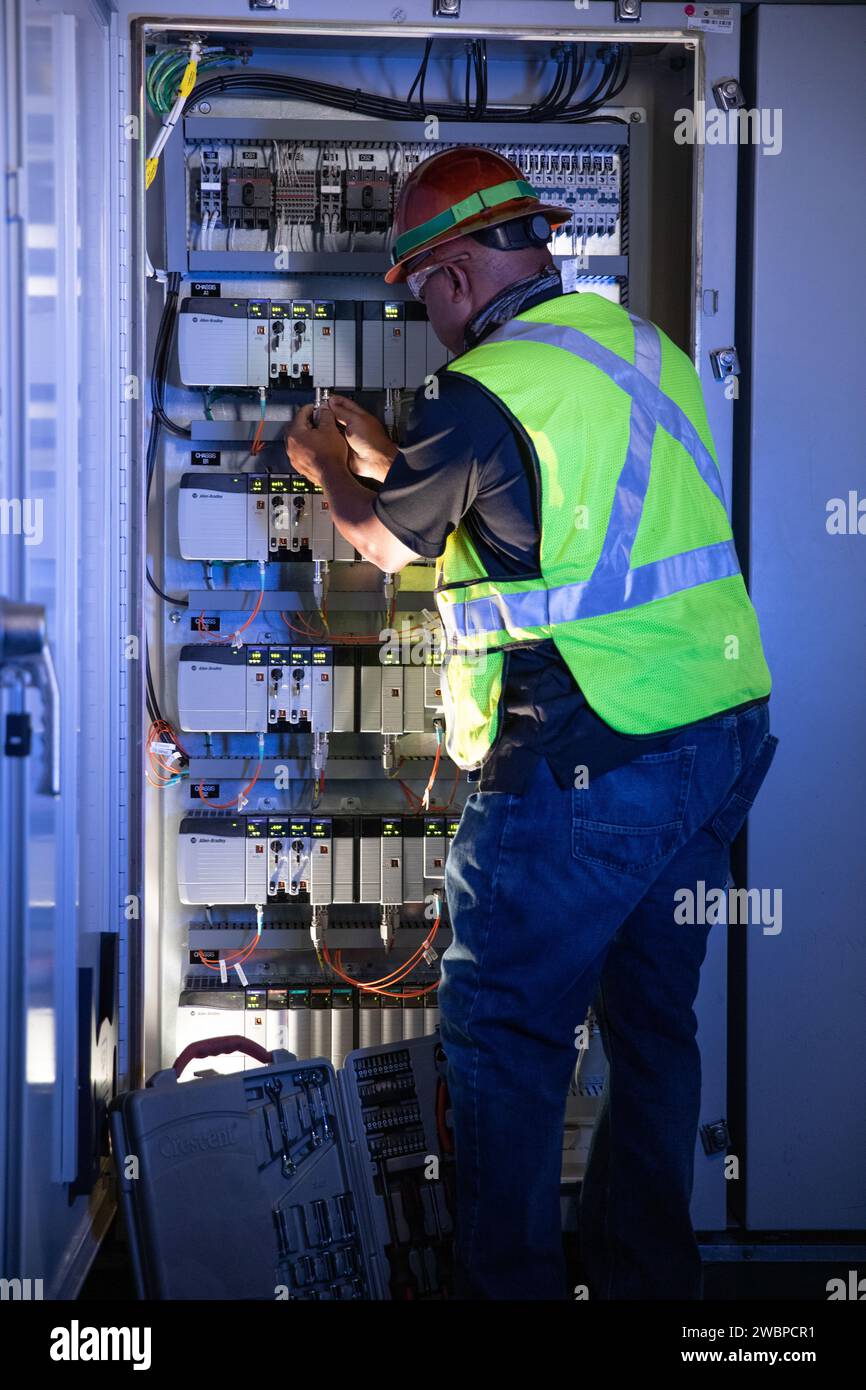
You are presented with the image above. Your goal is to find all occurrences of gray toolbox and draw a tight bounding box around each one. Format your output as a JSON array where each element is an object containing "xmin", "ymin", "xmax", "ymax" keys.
[{"xmin": 110, "ymin": 1031, "xmax": 455, "ymax": 1300}]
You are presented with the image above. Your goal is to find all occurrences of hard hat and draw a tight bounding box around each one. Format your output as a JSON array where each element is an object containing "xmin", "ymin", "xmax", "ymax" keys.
[{"xmin": 384, "ymin": 146, "xmax": 572, "ymax": 284}]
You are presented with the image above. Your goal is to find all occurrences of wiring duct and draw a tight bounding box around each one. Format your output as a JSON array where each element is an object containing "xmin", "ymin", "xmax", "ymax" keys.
[{"xmin": 183, "ymin": 41, "xmax": 632, "ymax": 126}]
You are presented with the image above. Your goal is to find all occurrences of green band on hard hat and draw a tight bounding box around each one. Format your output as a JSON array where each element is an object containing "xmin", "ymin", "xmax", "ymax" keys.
[{"xmin": 391, "ymin": 178, "xmax": 537, "ymax": 265}]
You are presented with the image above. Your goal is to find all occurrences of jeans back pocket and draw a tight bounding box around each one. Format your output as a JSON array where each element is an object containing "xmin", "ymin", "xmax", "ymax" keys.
[
  {"xmin": 572, "ymin": 746, "xmax": 697, "ymax": 874},
  {"xmin": 710, "ymin": 731, "xmax": 779, "ymax": 848}
]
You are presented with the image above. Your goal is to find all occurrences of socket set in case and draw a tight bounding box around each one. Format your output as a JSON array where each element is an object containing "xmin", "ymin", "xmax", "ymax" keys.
[{"xmin": 110, "ymin": 1032, "xmax": 454, "ymax": 1300}]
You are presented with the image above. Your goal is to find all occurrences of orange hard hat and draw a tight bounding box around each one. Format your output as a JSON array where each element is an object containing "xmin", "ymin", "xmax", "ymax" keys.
[{"xmin": 384, "ymin": 146, "xmax": 572, "ymax": 284}]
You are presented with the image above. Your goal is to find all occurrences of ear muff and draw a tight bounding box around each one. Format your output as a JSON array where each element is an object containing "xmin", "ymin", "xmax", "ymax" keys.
[
  {"xmin": 470, "ymin": 213, "xmax": 553, "ymax": 252},
  {"xmin": 526, "ymin": 212, "xmax": 553, "ymax": 246}
]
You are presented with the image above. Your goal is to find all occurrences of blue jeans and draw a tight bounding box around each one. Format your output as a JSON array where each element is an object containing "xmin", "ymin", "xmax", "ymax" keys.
[{"xmin": 438, "ymin": 702, "xmax": 778, "ymax": 1301}]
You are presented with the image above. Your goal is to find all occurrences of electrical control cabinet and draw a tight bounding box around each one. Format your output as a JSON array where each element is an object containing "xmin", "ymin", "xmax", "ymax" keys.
[{"xmin": 116, "ymin": 5, "xmax": 739, "ymax": 1263}]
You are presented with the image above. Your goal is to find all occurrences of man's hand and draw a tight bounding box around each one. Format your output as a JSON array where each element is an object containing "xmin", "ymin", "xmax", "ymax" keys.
[
  {"xmin": 328, "ymin": 394, "xmax": 399, "ymax": 483},
  {"xmin": 283, "ymin": 401, "xmax": 420, "ymax": 572},
  {"xmin": 285, "ymin": 403, "xmax": 349, "ymax": 487}
]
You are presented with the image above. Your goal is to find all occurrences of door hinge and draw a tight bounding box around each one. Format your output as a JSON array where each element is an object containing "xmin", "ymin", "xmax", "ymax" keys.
[{"xmin": 5, "ymin": 167, "xmax": 23, "ymax": 223}]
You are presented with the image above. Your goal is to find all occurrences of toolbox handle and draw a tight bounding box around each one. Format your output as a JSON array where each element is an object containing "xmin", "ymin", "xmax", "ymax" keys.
[{"xmin": 172, "ymin": 1034, "xmax": 274, "ymax": 1077}]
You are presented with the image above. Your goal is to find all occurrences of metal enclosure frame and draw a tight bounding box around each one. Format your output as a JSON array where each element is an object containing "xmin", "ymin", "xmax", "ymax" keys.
[{"xmin": 125, "ymin": 1, "xmax": 745, "ymax": 1235}]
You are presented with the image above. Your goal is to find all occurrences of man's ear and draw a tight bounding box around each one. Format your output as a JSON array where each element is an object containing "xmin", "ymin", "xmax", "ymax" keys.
[{"xmin": 447, "ymin": 262, "xmax": 472, "ymax": 304}]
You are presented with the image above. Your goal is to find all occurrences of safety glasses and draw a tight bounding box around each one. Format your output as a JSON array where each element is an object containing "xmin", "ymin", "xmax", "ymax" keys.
[{"xmin": 406, "ymin": 253, "xmax": 470, "ymax": 302}]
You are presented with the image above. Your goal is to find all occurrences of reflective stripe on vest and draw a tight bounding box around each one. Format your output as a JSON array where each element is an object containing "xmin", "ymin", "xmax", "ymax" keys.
[{"xmin": 437, "ymin": 311, "xmax": 737, "ymax": 651}]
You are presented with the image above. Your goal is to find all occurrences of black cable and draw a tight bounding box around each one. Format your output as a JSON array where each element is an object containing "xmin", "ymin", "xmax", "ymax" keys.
[
  {"xmin": 528, "ymin": 45, "xmax": 567, "ymax": 118},
  {"xmin": 473, "ymin": 41, "xmax": 485, "ymax": 120},
  {"xmin": 562, "ymin": 44, "xmax": 586, "ymax": 108},
  {"xmin": 150, "ymin": 272, "xmax": 190, "ymax": 440},
  {"xmin": 545, "ymin": 47, "xmax": 569, "ymax": 115},
  {"xmin": 576, "ymin": 46, "xmax": 619, "ymax": 113},
  {"xmin": 479, "ymin": 40, "xmax": 488, "ymax": 116},
  {"xmin": 147, "ymin": 567, "xmax": 189, "ymax": 608},
  {"xmin": 184, "ymin": 53, "xmax": 629, "ymax": 125},
  {"xmin": 605, "ymin": 45, "xmax": 632, "ymax": 103},
  {"xmin": 145, "ymin": 275, "xmax": 189, "ymax": 607},
  {"xmin": 483, "ymin": 42, "xmax": 628, "ymax": 124},
  {"xmin": 418, "ymin": 37, "xmax": 432, "ymax": 114},
  {"xmin": 407, "ymin": 37, "xmax": 433, "ymax": 108},
  {"xmin": 145, "ymin": 644, "xmax": 162, "ymax": 725}
]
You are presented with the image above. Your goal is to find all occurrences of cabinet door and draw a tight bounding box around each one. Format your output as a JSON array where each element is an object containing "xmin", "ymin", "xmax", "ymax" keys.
[
  {"xmin": 742, "ymin": 3, "xmax": 866, "ymax": 1231},
  {"xmin": 0, "ymin": 0, "xmax": 131, "ymax": 1295}
]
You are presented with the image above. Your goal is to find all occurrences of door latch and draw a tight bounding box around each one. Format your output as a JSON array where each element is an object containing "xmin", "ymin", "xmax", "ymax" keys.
[
  {"xmin": 709, "ymin": 346, "xmax": 741, "ymax": 381},
  {"xmin": 4, "ymin": 712, "xmax": 32, "ymax": 757},
  {"xmin": 700, "ymin": 1118, "xmax": 730, "ymax": 1155},
  {"xmin": 0, "ymin": 598, "xmax": 61, "ymax": 796}
]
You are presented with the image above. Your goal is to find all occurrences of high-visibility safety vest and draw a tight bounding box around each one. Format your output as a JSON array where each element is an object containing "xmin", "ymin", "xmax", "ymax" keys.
[{"xmin": 433, "ymin": 291, "xmax": 772, "ymax": 771}]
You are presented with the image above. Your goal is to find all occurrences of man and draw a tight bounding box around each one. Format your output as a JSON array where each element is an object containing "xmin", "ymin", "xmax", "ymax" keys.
[{"xmin": 285, "ymin": 147, "xmax": 778, "ymax": 1301}]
